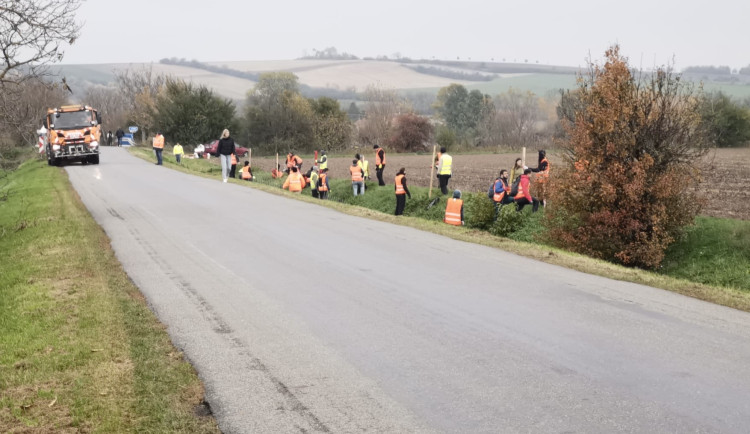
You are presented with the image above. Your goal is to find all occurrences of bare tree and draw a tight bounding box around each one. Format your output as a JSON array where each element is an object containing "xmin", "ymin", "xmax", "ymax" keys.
[
  {"xmin": 0, "ymin": 0, "xmax": 83, "ymax": 85},
  {"xmin": 494, "ymin": 89, "xmax": 543, "ymax": 148},
  {"xmin": 356, "ymin": 85, "xmax": 410, "ymax": 147},
  {"xmin": 84, "ymin": 85, "xmax": 129, "ymax": 131},
  {"xmin": 114, "ymin": 66, "xmax": 167, "ymax": 140}
]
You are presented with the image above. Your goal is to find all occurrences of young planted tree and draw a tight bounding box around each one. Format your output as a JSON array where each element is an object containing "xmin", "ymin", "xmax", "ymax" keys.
[{"xmin": 546, "ymin": 45, "xmax": 710, "ymax": 268}]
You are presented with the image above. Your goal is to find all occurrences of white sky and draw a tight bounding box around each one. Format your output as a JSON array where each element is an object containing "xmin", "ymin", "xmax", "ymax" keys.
[{"xmin": 62, "ymin": 0, "xmax": 750, "ymax": 70}]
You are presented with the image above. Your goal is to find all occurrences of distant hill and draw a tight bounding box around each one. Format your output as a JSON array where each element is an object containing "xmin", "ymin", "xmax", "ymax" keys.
[{"xmin": 52, "ymin": 58, "xmax": 750, "ymax": 103}]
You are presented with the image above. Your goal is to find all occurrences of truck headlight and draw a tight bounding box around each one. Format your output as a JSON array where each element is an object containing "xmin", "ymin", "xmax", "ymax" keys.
[
  {"xmin": 52, "ymin": 144, "xmax": 60, "ymax": 151},
  {"xmin": 89, "ymin": 141, "xmax": 99, "ymax": 149}
]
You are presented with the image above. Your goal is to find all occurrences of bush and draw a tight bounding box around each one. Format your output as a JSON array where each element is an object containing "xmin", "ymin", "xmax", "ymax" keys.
[
  {"xmin": 546, "ymin": 45, "xmax": 709, "ymax": 269},
  {"xmin": 464, "ymin": 193, "xmax": 495, "ymax": 230},
  {"xmin": 489, "ymin": 205, "xmax": 525, "ymax": 236}
]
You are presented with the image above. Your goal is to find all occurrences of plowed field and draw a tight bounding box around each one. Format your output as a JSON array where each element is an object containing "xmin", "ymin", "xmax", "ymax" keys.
[{"xmin": 252, "ymin": 148, "xmax": 750, "ymax": 220}]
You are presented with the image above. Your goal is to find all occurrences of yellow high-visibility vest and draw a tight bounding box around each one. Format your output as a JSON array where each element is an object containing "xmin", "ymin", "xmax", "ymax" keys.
[{"xmin": 438, "ymin": 154, "xmax": 452, "ymax": 175}]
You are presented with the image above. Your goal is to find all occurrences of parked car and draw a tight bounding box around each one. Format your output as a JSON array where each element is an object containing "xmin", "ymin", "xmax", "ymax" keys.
[{"xmin": 204, "ymin": 140, "xmax": 249, "ymax": 157}]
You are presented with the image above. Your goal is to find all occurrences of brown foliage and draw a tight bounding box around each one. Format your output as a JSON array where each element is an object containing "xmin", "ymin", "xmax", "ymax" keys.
[
  {"xmin": 386, "ymin": 113, "xmax": 433, "ymax": 152},
  {"xmin": 546, "ymin": 45, "xmax": 709, "ymax": 268}
]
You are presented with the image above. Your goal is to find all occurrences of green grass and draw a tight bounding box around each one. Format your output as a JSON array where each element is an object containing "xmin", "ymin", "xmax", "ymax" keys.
[
  {"xmin": 0, "ymin": 159, "xmax": 218, "ymax": 432},
  {"xmin": 661, "ymin": 217, "xmax": 750, "ymax": 291},
  {"xmin": 131, "ymin": 147, "xmax": 750, "ymax": 312}
]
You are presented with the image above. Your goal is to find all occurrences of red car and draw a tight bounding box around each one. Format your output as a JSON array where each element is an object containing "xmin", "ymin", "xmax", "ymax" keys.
[{"xmin": 204, "ymin": 140, "xmax": 249, "ymax": 157}]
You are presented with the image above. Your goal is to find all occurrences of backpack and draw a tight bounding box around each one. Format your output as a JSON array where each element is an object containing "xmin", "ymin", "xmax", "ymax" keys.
[
  {"xmin": 487, "ymin": 181, "xmax": 495, "ymax": 199},
  {"xmin": 509, "ymin": 175, "xmax": 521, "ymax": 197}
]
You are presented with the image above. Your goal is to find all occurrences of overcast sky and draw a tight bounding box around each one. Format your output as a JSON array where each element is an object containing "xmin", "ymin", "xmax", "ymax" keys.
[{"xmin": 62, "ymin": 0, "xmax": 749, "ymax": 70}]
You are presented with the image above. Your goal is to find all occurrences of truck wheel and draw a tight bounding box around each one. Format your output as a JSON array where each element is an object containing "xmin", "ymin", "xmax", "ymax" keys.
[{"xmin": 90, "ymin": 154, "xmax": 99, "ymax": 165}]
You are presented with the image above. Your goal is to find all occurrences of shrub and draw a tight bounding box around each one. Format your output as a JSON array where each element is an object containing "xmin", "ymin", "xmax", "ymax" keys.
[
  {"xmin": 546, "ymin": 45, "xmax": 709, "ymax": 269},
  {"xmin": 490, "ymin": 205, "xmax": 525, "ymax": 237},
  {"xmin": 464, "ymin": 193, "xmax": 495, "ymax": 230}
]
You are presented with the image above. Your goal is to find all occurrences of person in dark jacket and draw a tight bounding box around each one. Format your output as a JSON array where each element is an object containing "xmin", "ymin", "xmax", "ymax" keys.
[
  {"xmin": 529, "ymin": 149, "xmax": 550, "ymax": 207},
  {"xmin": 115, "ymin": 128, "xmax": 124, "ymax": 146},
  {"xmin": 217, "ymin": 129, "xmax": 236, "ymax": 183}
]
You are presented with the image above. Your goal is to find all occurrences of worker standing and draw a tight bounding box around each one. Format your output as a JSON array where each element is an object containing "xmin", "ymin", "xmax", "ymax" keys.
[
  {"xmin": 173, "ymin": 142, "xmax": 184, "ymax": 164},
  {"xmin": 282, "ymin": 166, "xmax": 306, "ymax": 193},
  {"xmin": 318, "ymin": 168, "xmax": 330, "ymax": 200},
  {"xmin": 394, "ymin": 167, "xmax": 411, "ymax": 215},
  {"xmin": 152, "ymin": 132, "xmax": 165, "ymax": 165},
  {"xmin": 374, "ymin": 144, "xmax": 386, "ymax": 186},
  {"xmin": 350, "ymin": 159, "xmax": 365, "ymax": 196},
  {"xmin": 286, "ymin": 151, "xmax": 303, "ymax": 174},
  {"xmin": 444, "ymin": 190, "xmax": 464, "ymax": 226},
  {"xmin": 319, "ymin": 150, "xmax": 328, "ymax": 171},
  {"xmin": 310, "ymin": 166, "xmax": 320, "ymax": 198},
  {"xmin": 436, "ymin": 147, "xmax": 452, "ymax": 195},
  {"xmin": 529, "ymin": 149, "xmax": 550, "ymax": 207}
]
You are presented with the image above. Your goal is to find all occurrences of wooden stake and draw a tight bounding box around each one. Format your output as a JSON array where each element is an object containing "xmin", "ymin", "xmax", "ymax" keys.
[
  {"xmin": 248, "ymin": 148, "xmax": 252, "ymax": 166},
  {"xmin": 522, "ymin": 147, "xmax": 526, "ymax": 167},
  {"xmin": 428, "ymin": 144, "xmax": 437, "ymax": 199},
  {"xmin": 275, "ymin": 152, "xmax": 279, "ymax": 171}
]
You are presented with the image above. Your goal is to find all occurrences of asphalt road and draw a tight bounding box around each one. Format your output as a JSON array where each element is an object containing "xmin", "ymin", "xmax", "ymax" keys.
[{"xmin": 66, "ymin": 148, "xmax": 750, "ymax": 433}]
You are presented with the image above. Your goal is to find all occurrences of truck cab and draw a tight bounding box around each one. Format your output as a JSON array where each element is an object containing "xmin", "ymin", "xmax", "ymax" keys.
[{"xmin": 45, "ymin": 105, "xmax": 102, "ymax": 166}]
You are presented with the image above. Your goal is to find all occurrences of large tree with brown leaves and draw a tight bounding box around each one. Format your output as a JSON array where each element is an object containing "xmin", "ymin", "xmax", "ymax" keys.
[{"xmin": 546, "ymin": 45, "xmax": 710, "ymax": 268}]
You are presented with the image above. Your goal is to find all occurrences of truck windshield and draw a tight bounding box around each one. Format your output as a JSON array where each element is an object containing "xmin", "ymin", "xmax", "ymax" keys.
[{"xmin": 51, "ymin": 111, "xmax": 93, "ymax": 130}]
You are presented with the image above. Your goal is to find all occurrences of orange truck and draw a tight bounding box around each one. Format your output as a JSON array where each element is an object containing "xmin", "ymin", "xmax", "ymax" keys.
[{"xmin": 43, "ymin": 104, "xmax": 102, "ymax": 166}]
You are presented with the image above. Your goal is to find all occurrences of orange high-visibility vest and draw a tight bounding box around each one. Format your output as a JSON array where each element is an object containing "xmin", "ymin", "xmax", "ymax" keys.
[
  {"xmin": 318, "ymin": 173, "xmax": 328, "ymax": 191},
  {"xmin": 152, "ymin": 135, "xmax": 164, "ymax": 149},
  {"xmin": 286, "ymin": 154, "xmax": 294, "ymax": 168},
  {"xmin": 536, "ymin": 158, "xmax": 550, "ymax": 183},
  {"xmin": 493, "ymin": 179, "xmax": 506, "ymax": 202},
  {"xmin": 231, "ymin": 154, "xmax": 237, "ymax": 165},
  {"xmin": 395, "ymin": 174, "xmax": 405, "ymax": 195},
  {"xmin": 444, "ymin": 199, "xmax": 463, "ymax": 225},
  {"xmin": 350, "ymin": 165, "xmax": 363, "ymax": 182},
  {"xmin": 286, "ymin": 172, "xmax": 304, "ymax": 192},
  {"xmin": 241, "ymin": 166, "xmax": 251, "ymax": 180},
  {"xmin": 375, "ymin": 148, "xmax": 386, "ymax": 166}
]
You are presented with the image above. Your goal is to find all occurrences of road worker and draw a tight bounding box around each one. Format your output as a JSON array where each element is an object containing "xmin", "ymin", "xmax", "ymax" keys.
[
  {"xmin": 240, "ymin": 161, "xmax": 253, "ymax": 181},
  {"xmin": 229, "ymin": 153, "xmax": 238, "ymax": 178},
  {"xmin": 173, "ymin": 142, "xmax": 184, "ymax": 164},
  {"xmin": 444, "ymin": 190, "xmax": 464, "ymax": 226},
  {"xmin": 394, "ymin": 167, "xmax": 411, "ymax": 215},
  {"xmin": 489, "ymin": 170, "xmax": 514, "ymax": 209},
  {"xmin": 318, "ymin": 168, "xmax": 330, "ymax": 200},
  {"xmin": 350, "ymin": 159, "xmax": 365, "ymax": 196},
  {"xmin": 282, "ymin": 166, "xmax": 306, "ymax": 193},
  {"xmin": 529, "ymin": 149, "xmax": 550, "ymax": 207},
  {"xmin": 436, "ymin": 147, "xmax": 453, "ymax": 195},
  {"xmin": 152, "ymin": 132, "xmax": 165, "ymax": 165},
  {"xmin": 310, "ymin": 166, "xmax": 320, "ymax": 198},
  {"xmin": 514, "ymin": 168, "xmax": 540, "ymax": 212},
  {"xmin": 510, "ymin": 158, "xmax": 525, "ymax": 184},
  {"xmin": 285, "ymin": 151, "xmax": 303, "ymax": 174},
  {"xmin": 319, "ymin": 150, "xmax": 328, "ymax": 171},
  {"xmin": 374, "ymin": 144, "xmax": 386, "ymax": 185}
]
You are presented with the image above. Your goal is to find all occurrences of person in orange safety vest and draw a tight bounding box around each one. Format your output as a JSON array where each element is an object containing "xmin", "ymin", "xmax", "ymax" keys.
[
  {"xmin": 283, "ymin": 166, "xmax": 306, "ymax": 192},
  {"xmin": 152, "ymin": 132, "xmax": 165, "ymax": 165},
  {"xmin": 240, "ymin": 161, "xmax": 253, "ymax": 181},
  {"xmin": 444, "ymin": 190, "xmax": 464, "ymax": 226},
  {"xmin": 514, "ymin": 168, "xmax": 540, "ymax": 212},
  {"xmin": 350, "ymin": 159, "xmax": 365, "ymax": 196}
]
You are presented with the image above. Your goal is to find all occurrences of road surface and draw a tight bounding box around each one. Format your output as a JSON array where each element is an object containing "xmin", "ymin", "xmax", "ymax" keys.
[{"xmin": 66, "ymin": 148, "xmax": 750, "ymax": 433}]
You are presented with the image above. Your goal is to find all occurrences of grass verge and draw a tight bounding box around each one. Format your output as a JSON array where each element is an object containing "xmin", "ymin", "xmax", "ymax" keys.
[
  {"xmin": 0, "ymin": 160, "xmax": 218, "ymax": 432},
  {"xmin": 132, "ymin": 147, "xmax": 750, "ymax": 312}
]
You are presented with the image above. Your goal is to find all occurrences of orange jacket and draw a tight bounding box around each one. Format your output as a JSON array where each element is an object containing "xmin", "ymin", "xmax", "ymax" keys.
[
  {"xmin": 318, "ymin": 173, "xmax": 328, "ymax": 191},
  {"xmin": 152, "ymin": 135, "xmax": 164, "ymax": 149},
  {"xmin": 375, "ymin": 148, "xmax": 386, "ymax": 166},
  {"xmin": 350, "ymin": 165, "xmax": 364, "ymax": 182},
  {"xmin": 241, "ymin": 166, "xmax": 252, "ymax": 180},
  {"xmin": 514, "ymin": 175, "xmax": 532, "ymax": 202},
  {"xmin": 444, "ymin": 199, "xmax": 463, "ymax": 225},
  {"xmin": 283, "ymin": 172, "xmax": 305, "ymax": 192},
  {"xmin": 395, "ymin": 174, "xmax": 405, "ymax": 195},
  {"xmin": 231, "ymin": 154, "xmax": 237, "ymax": 165}
]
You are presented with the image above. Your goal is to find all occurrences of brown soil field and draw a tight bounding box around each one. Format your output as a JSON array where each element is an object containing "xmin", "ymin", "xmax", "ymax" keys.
[{"xmin": 252, "ymin": 148, "xmax": 750, "ymax": 220}]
